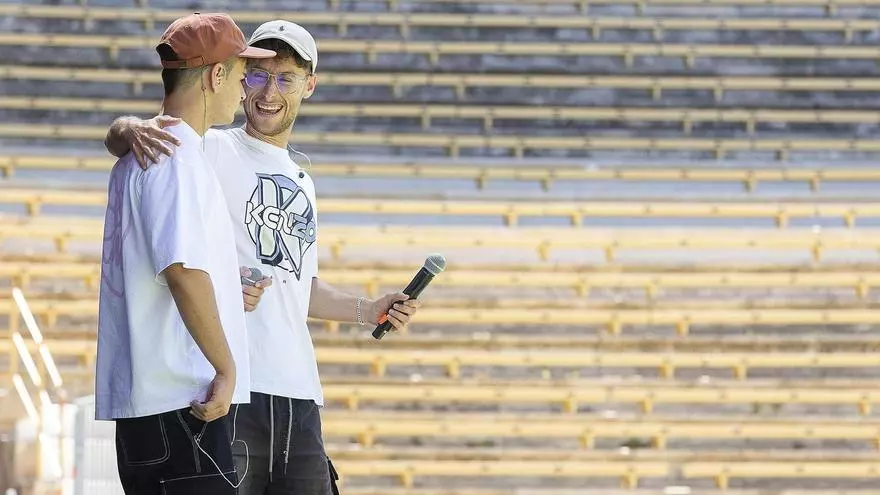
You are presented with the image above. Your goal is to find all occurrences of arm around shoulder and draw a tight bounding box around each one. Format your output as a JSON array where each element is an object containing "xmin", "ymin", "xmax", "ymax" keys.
[
  {"xmin": 105, "ymin": 116, "xmax": 142, "ymax": 157},
  {"xmin": 105, "ymin": 115, "xmax": 183, "ymax": 169}
]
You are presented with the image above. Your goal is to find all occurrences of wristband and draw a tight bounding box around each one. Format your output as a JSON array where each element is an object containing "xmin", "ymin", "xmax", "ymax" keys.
[{"xmin": 356, "ymin": 296, "xmax": 367, "ymax": 326}]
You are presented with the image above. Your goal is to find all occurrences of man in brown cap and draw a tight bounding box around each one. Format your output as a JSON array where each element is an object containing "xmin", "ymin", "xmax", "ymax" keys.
[{"xmin": 95, "ymin": 13, "xmax": 273, "ymax": 494}]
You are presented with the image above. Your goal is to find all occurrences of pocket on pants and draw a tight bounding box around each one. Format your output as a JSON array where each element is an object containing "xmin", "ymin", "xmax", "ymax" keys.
[
  {"xmin": 175, "ymin": 408, "xmax": 236, "ymax": 475},
  {"xmin": 328, "ymin": 458, "xmax": 341, "ymax": 495},
  {"xmin": 160, "ymin": 470, "xmax": 238, "ymax": 495},
  {"xmin": 116, "ymin": 415, "xmax": 170, "ymax": 467},
  {"xmin": 176, "ymin": 409, "xmax": 208, "ymax": 440}
]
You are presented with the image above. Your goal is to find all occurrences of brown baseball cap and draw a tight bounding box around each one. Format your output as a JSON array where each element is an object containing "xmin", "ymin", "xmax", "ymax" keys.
[{"xmin": 158, "ymin": 13, "xmax": 275, "ymax": 69}]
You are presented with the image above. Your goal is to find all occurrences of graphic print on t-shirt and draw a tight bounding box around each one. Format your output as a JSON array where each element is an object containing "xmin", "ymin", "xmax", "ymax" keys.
[
  {"xmin": 245, "ymin": 173, "xmax": 316, "ymax": 280},
  {"xmin": 101, "ymin": 164, "xmax": 132, "ymax": 298}
]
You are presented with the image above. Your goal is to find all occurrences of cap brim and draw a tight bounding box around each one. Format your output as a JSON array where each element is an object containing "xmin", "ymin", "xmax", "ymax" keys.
[
  {"xmin": 249, "ymin": 34, "xmax": 313, "ymax": 62},
  {"xmin": 239, "ymin": 46, "xmax": 276, "ymax": 59}
]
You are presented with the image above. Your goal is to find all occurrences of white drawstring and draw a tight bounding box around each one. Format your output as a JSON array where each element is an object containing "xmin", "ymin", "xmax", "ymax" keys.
[
  {"xmin": 284, "ymin": 397, "xmax": 293, "ymax": 474},
  {"xmin": 193, "ymin": 404, "xmax": 249, "ymax": 489},
  {"xmin": 269, "ymin": 396, "xmax": 274, "ymax": 481},
  {"xmin": 286, "ymin": 145, "xmax": 312, "ymax": 171}
]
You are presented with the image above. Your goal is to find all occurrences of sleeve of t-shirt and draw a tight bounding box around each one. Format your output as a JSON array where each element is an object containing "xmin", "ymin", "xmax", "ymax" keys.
[
  {"xmin": 138, "ymin": 153, "xmax": 213, "ymax": 284},
  {"xmin": 307, "ymin": 174, "xmax": 319, "ymax": 278}
]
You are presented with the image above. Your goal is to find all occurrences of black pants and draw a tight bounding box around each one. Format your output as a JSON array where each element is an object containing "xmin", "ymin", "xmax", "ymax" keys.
[
  {"xmin": 115, "ymin": 407, "xmax": 238, "ymax": 495},
  {"xmin": 228, "ymin": 392, "xmax": 339, "ymax": 495}
]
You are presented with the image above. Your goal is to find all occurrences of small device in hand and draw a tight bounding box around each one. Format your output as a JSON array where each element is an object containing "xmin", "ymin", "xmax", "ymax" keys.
[{"xmin": 241, "ymin": 267, "xmax": 264, "ymax": 286}]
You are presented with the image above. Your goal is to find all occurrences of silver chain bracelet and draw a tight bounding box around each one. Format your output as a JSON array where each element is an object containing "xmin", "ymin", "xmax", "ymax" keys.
[{"xmin": 356, "ymin": 296, "xmax": 367, "ymax": 326}]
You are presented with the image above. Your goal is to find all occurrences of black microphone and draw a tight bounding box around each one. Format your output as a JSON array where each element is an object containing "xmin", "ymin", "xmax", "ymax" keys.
[{"xmin": 372, "ymin": 253, "xmax": 446, "ymax": 340}]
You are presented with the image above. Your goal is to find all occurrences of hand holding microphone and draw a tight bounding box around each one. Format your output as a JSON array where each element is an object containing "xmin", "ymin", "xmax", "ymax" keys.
[
  {"xmin": 369, "ymin": 293, "xmax": 421, "ymax": 333},
  {"xmin": 372, "ymin": 254, "xmax": 446, "ymax": 340}
]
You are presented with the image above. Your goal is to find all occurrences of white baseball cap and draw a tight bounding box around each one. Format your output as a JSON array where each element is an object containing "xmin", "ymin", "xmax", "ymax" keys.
[{"xmin": 248, "ymin": 20, "xmax": 318, "ymax": 72}]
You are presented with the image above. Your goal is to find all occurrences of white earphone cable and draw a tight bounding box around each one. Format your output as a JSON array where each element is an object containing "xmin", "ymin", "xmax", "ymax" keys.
[{"xmin": 193, "ymin": 404, "xmax": 249, "ymax": 489}]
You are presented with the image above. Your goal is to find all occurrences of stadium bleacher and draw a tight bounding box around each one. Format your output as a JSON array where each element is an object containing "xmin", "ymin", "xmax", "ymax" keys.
[
  {"xmin": 9, "ymin": 65, "xmax": 880, "ymax": 104},
  {"xmin": 11, "ymin": 96, "xmax": 880, "ymax": 135},
  {"xmin": 6, "ymin": 153, "xmax": 880, "ymax": 194},
  {"xmin": 4, "ymin": 0, "xmax": 880, "ymax": 492},
  {"xmin": 9, "ymin": 186, "xmax": 880, "ymax": 227},
  {"xmin": 8, "ymin": 31, "xmax": 880, "ymax": 64}
]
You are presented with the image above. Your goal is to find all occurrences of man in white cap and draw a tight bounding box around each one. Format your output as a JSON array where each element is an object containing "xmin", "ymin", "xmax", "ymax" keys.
[{"xmin": 105, "ymin": 20, "xmax": 421, "ymax": 494}]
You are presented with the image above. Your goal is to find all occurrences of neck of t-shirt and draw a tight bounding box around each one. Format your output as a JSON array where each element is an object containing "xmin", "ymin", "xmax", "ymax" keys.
[
  {"xmin": 163, "ymin": 120, "xmax": 201, "ymax": 144},
  {"xmin": 243, "ymin": 124, "xmax": 292, "ymax": 153},
  {"xmin": 234, "ymin": 127, "xmax": 293, "ymax": 160}
]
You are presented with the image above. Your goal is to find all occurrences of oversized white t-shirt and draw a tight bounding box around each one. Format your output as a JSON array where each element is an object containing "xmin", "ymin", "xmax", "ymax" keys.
[
  {"xmin": 204, "ymin": 127, "xmax": 323, "ymax": 405},
  {"xmin": 95, "ymin": 122, "xmax": 251, "ymax": 420}
]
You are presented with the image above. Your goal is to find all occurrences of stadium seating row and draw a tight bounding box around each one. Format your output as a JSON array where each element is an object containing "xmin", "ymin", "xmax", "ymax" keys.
[
  {"xmin": 4, "ymin": 4, "xmax": 880, "ymax": 41},
  {"xmin": 6, "ymin": 261, "xmax": 880, "ymax": 298},
  {"xmin": 5, "ymin": 65, "xmax": 877, "ymax": 102},
  {"xmin": 55, "ymin": 0, "xmax": 880, "ymax": 16},
  {"xmin": 7, "ymin": 340, "xmax": 880, "ymax": 414},
  {"xmin": 310, "ymin": 327, "xmax": 880, "ymax": 349},
  {"xmin": 14, "ymin": 291, "xmax": 843, "ymax": 310},
  {"xmin": 329, "ymin": 457, "xmax": 880, "ymax": 489},
  {"xmin": 3, "ymin": 123, "xmax": 880, "ymax": 160},
  {"xmin": 3, "ymin": 338, "xmax": 879, "ymax": 416},
  {"xmin": 318, "ymin": 347, "xmax": 880, "ymax": 379},
  {"xmin": 323, "ymin": 409, "xmax": 880, "ymax": 449},
  {"xmin": 3, "ymin": 216, "xmax": 880, "ymax": 263},
  {"xmin": 321, "ymin": 379, "xmax": 880, "ymax": 416},
  {"xmin": 8, "ymin": 337, "xmax": 880, "ymax": 380},
  {"xmin": 16, "ymin": 325, "xmax": 880, "ymax": 354},
  {"xmin": 351, "ymin": 0, "xmax": 880, "ymax": 10},
  {"xmin": 4, "ymin": 296, "xmax": 880, "ymax": 334},
  {"xmin": 4, "ymin": 33, "xmax": 880, "ymax": 69},
  {"xmin": 8, "ymin": 96, "xmax": 880, "ymax": 135},
  {"xmin": 1, "ymin": 154, "xmax": 878, "ymax": 193},
  {"xmin": 6, "ymin": 187, "xmax": 880, "ymax": 226}
]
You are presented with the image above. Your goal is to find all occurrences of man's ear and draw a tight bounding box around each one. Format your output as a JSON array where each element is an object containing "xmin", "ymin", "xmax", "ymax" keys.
[
  {"xmin": 302, "ymin": 74, "xmax": 318, "ymax": 100},
  {"xmin": 208, "ymin": 63, "xmax": 225, "ymax": 93}
]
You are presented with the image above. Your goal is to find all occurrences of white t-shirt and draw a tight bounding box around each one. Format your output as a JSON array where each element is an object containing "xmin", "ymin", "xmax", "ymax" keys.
[
  {"xmin": 204, "ymin": 127, "xmax": 323, "ymax": 406},
  {"xmin": 95, "ymin": 122, "xmax": 251, "ymax": 420}
]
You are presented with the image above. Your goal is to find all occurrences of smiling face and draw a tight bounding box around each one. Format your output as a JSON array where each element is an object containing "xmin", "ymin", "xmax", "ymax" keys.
[{"xmin": 243, "ymin": 55, "xmax": 315, "ymax": 140}]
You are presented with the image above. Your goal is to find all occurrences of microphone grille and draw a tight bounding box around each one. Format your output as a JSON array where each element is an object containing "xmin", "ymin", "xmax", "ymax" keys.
[{"xmin": 424, "ymin": 254, "xmax": 447, "ymax": 275}]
